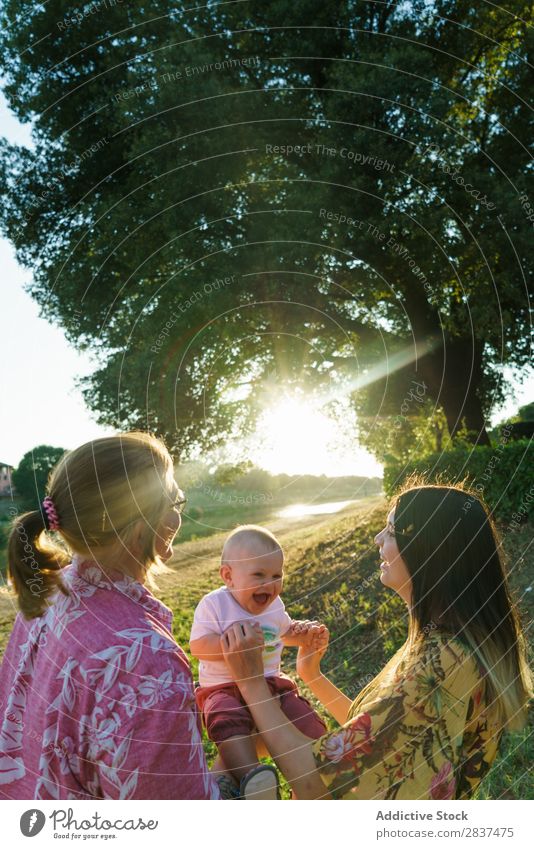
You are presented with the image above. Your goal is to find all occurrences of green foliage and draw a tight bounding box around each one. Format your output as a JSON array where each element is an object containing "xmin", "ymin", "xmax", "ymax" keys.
[
  {"xmin": 211, "ymin": 461, "xmax": 254, "ymax": 487},
  {"xmin": 0, "ymin": 519, "xmax": 9, "ymax": 554},
  {"xmin": 518, "ymin": 402, "xmax": 534, "ymax": 422},
  {"xmin": 357, "ymin": 399, "xmax": 452, "ymax": 465},
  {"xmin": 11, "ymin": 445, "xmax": 66, "ymax": 510},
  {"xmin": 488, "ymin": 399, "xmax": 534, "ymax": 440},
  {"xmin": 0, "ymin": 2, "xmax": 532, "ymax": 455},
  {"xmin": 383, "ymin": 439, "xmax": 534, "ymax": 522}
]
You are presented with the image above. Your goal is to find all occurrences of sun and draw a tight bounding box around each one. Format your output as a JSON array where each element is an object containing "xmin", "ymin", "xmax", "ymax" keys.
[{"xmin": 251, "ymin": 398, "xmax": 382, "ymax": 478}]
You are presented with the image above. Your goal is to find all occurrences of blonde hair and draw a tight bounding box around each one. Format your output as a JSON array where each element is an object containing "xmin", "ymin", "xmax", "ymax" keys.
[{"xmin": 8, "ymin": 432, "xmax": 176, "ymax": 619}]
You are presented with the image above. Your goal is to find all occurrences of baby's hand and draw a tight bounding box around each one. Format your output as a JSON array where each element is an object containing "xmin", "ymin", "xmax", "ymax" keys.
[
  {"xmin": 289, "ymin": 619, "xmax": 321, "ymax": 636},
  {"xmin": 287, "ymin": 620, "xmax": 328, "ymax": 647},
  {"xmin": 308, "ymin": 624, "xmax": 329, "ymax": 651},
  {"xmin": 296, "ymin": 625, "xmax": 330, "ymax": 681}
]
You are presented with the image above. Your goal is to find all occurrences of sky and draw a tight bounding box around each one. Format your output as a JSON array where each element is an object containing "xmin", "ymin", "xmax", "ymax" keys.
[
  {"xmin": 0, "ymin": 94, "xmax": 116, "ymax": 469},
  {"xmin": 1, "ymin": 92, "xmax": 533, "ymax": 477}
]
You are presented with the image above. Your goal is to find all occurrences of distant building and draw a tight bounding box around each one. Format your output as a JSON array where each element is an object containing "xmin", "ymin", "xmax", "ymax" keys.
[{"xmin": 0, "ymin": 462, "xmax": 14, "ymax": 497}]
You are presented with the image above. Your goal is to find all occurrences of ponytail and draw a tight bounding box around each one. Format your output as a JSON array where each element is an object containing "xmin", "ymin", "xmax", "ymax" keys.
[
  {"xmin": 7, "ymin": 509, "xmax": 70, "ymax": 619},
  {"xmin": 7, "ymin": 431, "xmax": 176, "ymax": 620}
]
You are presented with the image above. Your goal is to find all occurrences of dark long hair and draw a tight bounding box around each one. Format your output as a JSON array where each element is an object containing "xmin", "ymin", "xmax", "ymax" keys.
[{"xmin": 393, "ymin": 483, "xmax": 532, "ymax": 730}]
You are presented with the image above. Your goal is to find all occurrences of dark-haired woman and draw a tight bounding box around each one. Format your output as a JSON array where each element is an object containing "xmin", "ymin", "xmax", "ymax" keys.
[{"xmin": 221, "ymin": 485, "xmax": 532, "ymax": 800}]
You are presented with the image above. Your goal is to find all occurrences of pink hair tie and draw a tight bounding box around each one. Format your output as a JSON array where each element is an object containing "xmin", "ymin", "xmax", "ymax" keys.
[{"xmin": 42, "ymin": 496, "xmax": 60, "ymax": 532}]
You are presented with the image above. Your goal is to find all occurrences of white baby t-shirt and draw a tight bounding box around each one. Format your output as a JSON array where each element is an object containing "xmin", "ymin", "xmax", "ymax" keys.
[{"xmin": 190, "ymin": 586, "xmax": 293, "ymax": 687}]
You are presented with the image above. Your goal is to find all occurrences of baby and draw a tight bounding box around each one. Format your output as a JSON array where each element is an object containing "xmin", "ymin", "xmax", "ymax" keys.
[{"xmin": 190, "ymin": 524, "xmax": 328, "ymax": 798}]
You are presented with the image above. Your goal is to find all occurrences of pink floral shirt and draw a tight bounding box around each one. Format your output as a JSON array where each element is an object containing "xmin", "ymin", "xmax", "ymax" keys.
[{"xmin": 0, "ymin": 556, "xmax": 220, "ymax": 800}]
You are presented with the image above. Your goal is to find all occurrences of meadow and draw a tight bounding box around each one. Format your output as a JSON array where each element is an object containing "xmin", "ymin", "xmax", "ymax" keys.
[{"xmin": 0, "ymin": 495, "xmax": 531, "ymax": 799}]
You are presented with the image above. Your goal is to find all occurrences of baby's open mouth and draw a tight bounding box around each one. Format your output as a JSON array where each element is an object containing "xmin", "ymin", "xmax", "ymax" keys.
[{"xmin": 252, "ymin": 592, "xmax": 271, "ymax": 605}]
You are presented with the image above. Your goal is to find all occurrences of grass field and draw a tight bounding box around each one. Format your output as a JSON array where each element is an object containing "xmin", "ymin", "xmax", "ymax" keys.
[{"xmin": 0, "ymin": 495, "xmax": 532, "ymax": 799}]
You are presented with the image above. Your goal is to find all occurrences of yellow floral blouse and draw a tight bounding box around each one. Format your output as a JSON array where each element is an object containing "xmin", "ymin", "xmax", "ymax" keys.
[{"xmin": 312, "ymin": 633, "xmax": 503, "ymax": 800}]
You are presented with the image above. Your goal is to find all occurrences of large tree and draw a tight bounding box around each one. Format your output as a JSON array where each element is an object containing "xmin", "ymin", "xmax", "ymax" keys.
[
  {"xmin": 0, "ymin": 0, "xmax": 532, "ymax": 458},
  {"xmin": 12, "ymin": 445, "xmax": 66, "ymax": 509}
]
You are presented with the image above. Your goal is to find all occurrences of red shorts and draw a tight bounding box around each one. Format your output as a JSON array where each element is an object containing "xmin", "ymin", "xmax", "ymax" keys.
[{"xmin": 196, "ymin": 675, "xmax": 327, "ymax": 744}]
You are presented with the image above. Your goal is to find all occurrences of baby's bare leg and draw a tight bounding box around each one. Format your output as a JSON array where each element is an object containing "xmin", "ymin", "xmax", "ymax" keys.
[{"xmin": 218, "ymin": 735, "xmax": 260, "ymax": 782}]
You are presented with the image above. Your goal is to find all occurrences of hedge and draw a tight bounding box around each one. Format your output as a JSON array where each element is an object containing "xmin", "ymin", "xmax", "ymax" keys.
[{"xmin": 383, "ymin": 438, "xmax": 534, "ymax": 524}]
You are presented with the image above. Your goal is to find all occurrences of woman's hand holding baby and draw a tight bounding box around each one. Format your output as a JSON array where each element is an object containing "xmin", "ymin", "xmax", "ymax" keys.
[{"xmin": 220, "ymin": 621, "xmax": 265, "ymax": 684}]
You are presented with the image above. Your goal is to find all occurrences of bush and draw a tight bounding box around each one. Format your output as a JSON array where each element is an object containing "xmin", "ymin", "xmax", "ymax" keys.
[
  {"xmin": 383, "ymin": 438, "xmax": 534, "ymax": 523},
  {"xmin": 0, "ymin": 518, "xmax": 9, "ymax": 551}
]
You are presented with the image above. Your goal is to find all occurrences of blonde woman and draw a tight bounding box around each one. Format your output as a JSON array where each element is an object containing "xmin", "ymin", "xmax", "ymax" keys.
[
  {"xmin": 221, "ymin": 485, "xmax": 532, "ymax": 800},
  {"xmin": 0, "ymin": 432, "xmax": 220, "ymax": 800}
]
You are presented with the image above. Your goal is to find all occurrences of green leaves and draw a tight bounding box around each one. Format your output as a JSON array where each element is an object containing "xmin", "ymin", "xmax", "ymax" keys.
[
  {"xmin": 1, "ymin": 1, "xmax": 531, "ymax": 455},
  {"xmin": 12, "ymin": 445, "xmax": 66, "ymax": 510},
  {"xmin": 383, "ymin": 438, "xmax": 534, "ymax": 523}
]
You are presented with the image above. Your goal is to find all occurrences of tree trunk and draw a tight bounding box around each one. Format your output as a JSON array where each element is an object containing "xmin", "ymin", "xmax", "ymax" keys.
[
  {"xmin": 415, "ymin": 333, "xmax": 491, "ymax": 447},
  {"xmin": 401, "ymin": 287, "xmax": 492, "ymax": 448}
]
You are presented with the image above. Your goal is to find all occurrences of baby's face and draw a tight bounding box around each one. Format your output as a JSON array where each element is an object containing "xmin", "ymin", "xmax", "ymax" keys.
[{"xmin": 221, "ymin": 549, "xmax": 284, "ymax": 615}]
